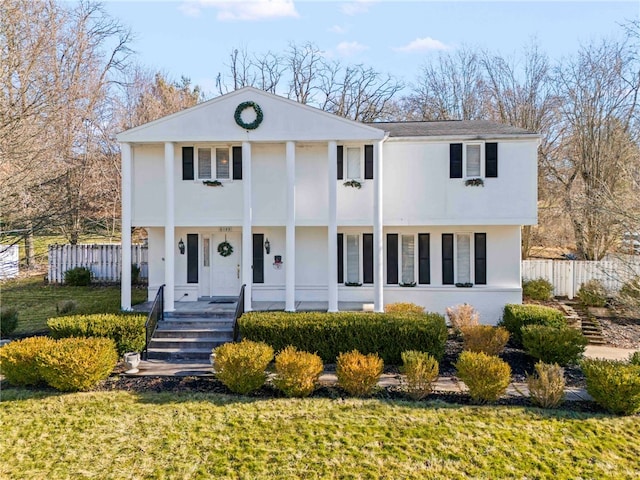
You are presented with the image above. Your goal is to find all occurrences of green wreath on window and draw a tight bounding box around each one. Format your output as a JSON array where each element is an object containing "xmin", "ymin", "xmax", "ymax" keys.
[
  {"xmin": 234, "ymin": 101, "xmax": 263, "ymax": 130},
  {"xmin": 217, "ymin": 241, "xmax": 234, "ymax": 257}
]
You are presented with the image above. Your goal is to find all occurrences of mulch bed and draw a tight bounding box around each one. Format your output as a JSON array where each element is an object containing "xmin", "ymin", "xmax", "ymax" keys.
[{"xmin": 92, "ymin": 336, "xmax": 600, "ymax": 413}]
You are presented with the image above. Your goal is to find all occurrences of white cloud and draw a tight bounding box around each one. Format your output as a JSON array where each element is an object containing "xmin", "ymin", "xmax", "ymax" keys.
[
  {"xmin": 340, "ymin": 0, "xmax": 375, "ymax": 16},
  {"xmin": 393, "ymin": 37, "xmax": 450, "ymax": 53},
  {"xmin": 336, "ymin": 41, "xmax": 368, "ymax": 57},
  {"xmin": 329, "ymin": 24, "xmax": 347, "ymax": 34},
  {"xmin": 179, "ymin": 0, "xmax": 299, "ymax": 21}
]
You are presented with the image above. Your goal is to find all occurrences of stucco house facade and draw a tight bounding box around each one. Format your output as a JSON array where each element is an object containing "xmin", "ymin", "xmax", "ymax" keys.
[{"xmin": 118, "ymin": 87, "xmax": 538, "ymax": 324}]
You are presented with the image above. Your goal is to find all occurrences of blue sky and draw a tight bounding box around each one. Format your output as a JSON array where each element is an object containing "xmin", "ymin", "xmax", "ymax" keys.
[{"xmin": 101, "ymin": 1, "xmax": 639, "ymax": 97}]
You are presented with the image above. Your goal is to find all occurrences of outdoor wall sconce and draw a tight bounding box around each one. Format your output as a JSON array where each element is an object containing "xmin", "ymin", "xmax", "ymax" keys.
[
  {"xmin": 178, "ymin": 238, "xmax": 185, "ymax": 254},
  {"xmin": 264, "ymin": 238, "xmax": 271, "ymax": 254}
]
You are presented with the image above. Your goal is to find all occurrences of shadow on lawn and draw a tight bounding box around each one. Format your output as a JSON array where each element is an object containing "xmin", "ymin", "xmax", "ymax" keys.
[{"xmin": 92, "ymin": 375, "xmax": 613, "ymax": 419}]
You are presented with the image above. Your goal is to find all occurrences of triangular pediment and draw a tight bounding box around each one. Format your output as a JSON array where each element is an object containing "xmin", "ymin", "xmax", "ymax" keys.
[{"xmin": 117, "ymin": 87, "xmax": 385, "ymax": 143}]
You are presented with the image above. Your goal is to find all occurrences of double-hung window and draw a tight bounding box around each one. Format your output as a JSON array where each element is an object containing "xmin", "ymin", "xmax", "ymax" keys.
[
  {"xmin": 442, "ymin": 233, "xmax": 487, "ymax": 285},
  {"xmin": 198, "ymin": 147, "xmax": 230, "ymax": 180},
  {"xmin": 387, "ymin": 233, "xmax": 430, "ymax": 285},
  {"xmin": 182, "ymin": 146, "xmax": 242, "ymax": 181},
  {"xmin": 449, "ymin": 143, "xmax": 498, "ymax": 179},
  {"xmin": 337, "ymin": 233, "xmax": 373, "ymax": 284},
  {"xmin": 337, "ymin": 144, "xmax": 374, "ymax": 180}
]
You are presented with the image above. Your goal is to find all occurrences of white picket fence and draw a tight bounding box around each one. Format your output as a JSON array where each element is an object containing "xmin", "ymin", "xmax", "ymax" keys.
[
  {"xmin": 48, "ymin": 244, "xmax": 148, "ymax": 284},
  {"xmin": 522, "ymin": 259, "xmax": 640, "ymax": 299},
  {"xmin": 0, "ymin": 245, "xmax": 19, "ymax": 279}
]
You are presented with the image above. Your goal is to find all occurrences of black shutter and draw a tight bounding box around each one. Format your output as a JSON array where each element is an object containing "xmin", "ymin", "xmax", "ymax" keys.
[
  {"xmin": 253, "ymin": 234, "xmax": 264, "ymax": 283},
  {"xmin": 182, "ymin": 147, "xmax": 194, "ymax": 180},
  {"xmin": 418, "ymin": 233, "xmax": 431, "ymax": 284},
  {"xmin": 186, "ymin": 234, "xmax": 198, "ymax": 283},
  {"xmin": 474, "ymin": 233, "xmax": 487, "ymax": 285},
  {"xmin": 337, "ymin": 145, "xmax": 344, "ymax": 180},
  {"xmin": 232, "ymin": 146, "xmax": 243, "ymax": 180},
  {"xmin": 364, "ymin": 144, "xmax": 374, "ymax": 179},
  {"xmin": 386, "ymin": 234, "xmax": 398, "ymax": 284},
  {"xmin": 363, "ymin": 233, "xmax": 373, "ymax": 284},
  {"xmin": 450, "ymin": 143, "xmax": 463, "ymax": 178},
  {"xmin": 337, "ymin": 233, "xmax": 344, "ymax": 283},
  {"xmin": 485, "ymin": 142, "xmax": 498, "ymax": 178},
  {"xmin": 442, "ymin": 233, "xmax": 454, "ymax": 285}
]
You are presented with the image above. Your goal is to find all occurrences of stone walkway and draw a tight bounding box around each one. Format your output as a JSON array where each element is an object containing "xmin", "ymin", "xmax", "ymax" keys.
[{"xmin": 129, "ymin": 348, "xmax": 640, "ymax": 403}]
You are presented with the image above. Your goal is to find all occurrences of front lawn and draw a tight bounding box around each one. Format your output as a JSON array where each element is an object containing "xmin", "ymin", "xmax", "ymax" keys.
[
  {"xmin": 1, "ymin": 276, "xmax": 147, "ymax": 335},
  {"xmin": 1, "ymin": 389, "xmax": 638, "ymax": 479}
]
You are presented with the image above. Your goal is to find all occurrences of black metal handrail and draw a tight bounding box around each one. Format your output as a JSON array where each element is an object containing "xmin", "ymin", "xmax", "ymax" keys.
[
  {"xmin": 143, "ymin": 284, "xmax": 164, "ymax": 360},
  {"xmin": 232, "ymin": 284, "xmax": 246, "ymax": 342}
]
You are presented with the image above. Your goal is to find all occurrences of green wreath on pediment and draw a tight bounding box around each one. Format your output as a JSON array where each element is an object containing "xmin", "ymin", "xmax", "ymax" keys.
[
  {"xmin": 217, "ymin": 241, "xmax": 234, "ymax": 257},
  {"xmin": 234, "ymin": 101, "xmax": 263, "ymax": 130}
]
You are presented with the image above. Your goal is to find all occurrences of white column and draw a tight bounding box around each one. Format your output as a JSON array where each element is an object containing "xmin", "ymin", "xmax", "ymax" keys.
[
  {"xmin": 242, "ymin": 141, "xmax": 253, "ymax": 312},
  {"xmin": 120, "ymin": 143, "xmax": 132, "ymax": 311},
  {"xmin": 164, "ymin": 142, "xmax": 175, "ymax": 312},
  {"xmin": 327, "ymin": 141, "xmax": 338, "ymax": 312},
  {"xmin": 285, "ymin": 141, "xmax": 296, "ymax": 312},
  {"xmin": 373, "ymin": 140, "xmax": 384, "ymax": 312}
]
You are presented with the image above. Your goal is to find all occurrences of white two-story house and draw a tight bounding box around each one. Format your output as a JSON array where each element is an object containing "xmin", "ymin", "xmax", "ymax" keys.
[{"xmin": 117, "ymin": 87, "xmax": 538, "ymax": 324}]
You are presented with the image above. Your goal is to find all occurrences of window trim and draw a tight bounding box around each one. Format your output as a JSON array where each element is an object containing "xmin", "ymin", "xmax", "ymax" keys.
[
  {"xmin": 464, "ymin": 143, "xmax": 485, "ymax": 179},
  {"xmin": 193, "ymin": 145, "xmax": 236, "ymax": 181},
  {"xmin": 344, "ymin": 233, "xmax": 363, "ymax": 284},
  {"xmin": 386, "ymin": 233, "xmax": 430, "ymax": 286},
  {"xmin": 345, "ymin": 145, "xmax": 363, "ymax": 181}
]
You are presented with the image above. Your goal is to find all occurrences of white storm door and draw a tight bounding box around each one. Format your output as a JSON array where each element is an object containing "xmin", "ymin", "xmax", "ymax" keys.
[{"xmin": 211, "ymin": 232, "xmax": 242, "ymax": 296}]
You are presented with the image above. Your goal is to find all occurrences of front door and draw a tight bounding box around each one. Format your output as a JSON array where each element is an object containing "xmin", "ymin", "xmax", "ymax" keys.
[{"xmin": 207, "ymin": 232, "xmax": 241, "ymax": 297}]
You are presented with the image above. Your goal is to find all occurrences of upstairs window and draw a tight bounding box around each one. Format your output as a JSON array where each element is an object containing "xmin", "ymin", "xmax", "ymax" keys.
[
  {"xmin": 183, "ymin": 146, "xmax": 242, "ymax": 181},
  {"xmin": 450, "ymin": 142, "xmax": 498, "ymax": 179},
  {"xmin": 337, "ymin": 144, "xmax": 374, "ymax": 180}
]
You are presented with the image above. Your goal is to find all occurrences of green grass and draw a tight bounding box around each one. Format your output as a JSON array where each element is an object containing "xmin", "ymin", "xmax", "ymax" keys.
[
  {"xmin": 0, "ymin": 276, "xmax": 147, "ymax": 335},
  {"xmin": 0, "ymin": 390, "xmax": 638, "ymax": 479}
]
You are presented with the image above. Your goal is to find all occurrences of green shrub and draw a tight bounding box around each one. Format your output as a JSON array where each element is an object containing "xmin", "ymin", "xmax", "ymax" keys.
[
  {"xmin": 63, "ymin": 267, "xmax": 92, "ymax": 286},
  {"xmin": 0, "ymin": 336, "xmax": 56, "ymax": 386},
  {"xmin": 619, "ymin": 277, "xmax": 640, "ymax": 301},
  {"xmin": 522, "ymin": 278, "xmax": 554, "ymax": 301},
  {"xmin": 239, "ymin": 311, "xmax": 447, "ymax": 364},
  {"xmin": 56, "ymin": 300, "xmax": 77, "ymax": 315},
  {"xmin": 0, "ymin": 306, "xmax": 19, "ymax": 337},
  {"xmin": 131, "ymin": 264, "xmax": 141, "ymax": 285},
  {"xmin": 527, "ymin": 361, "xmax": 565, "ymax": 408},
  {"xmin": 336, "ymin": 350, "xmax": 383, "ymax": 397},
  {"xmin": 460, "ymin": 325, "xmax": 510, "ymax": 356},
  {"xmin": 455, "ymin": 351, "xmax": 511, "ymax": 403},
  {"xmin": 213, "ymin": 340, "xmax": 274, "ymax": 394},
  {"xmin": 273, "ymin": 346, "xmax": 324, "ymax": 398},
  {"xmin": 445, "ymin": 304, "xmax": 479, "ymax": 332},
  {"xmin": 385, "ymin": 303, "xmax": 424, "ymax": 314},
  {"xmin": 47, "ymin": 314, "xmax": 146, "ymax": 356},
  {"xmin": 499, "ymin": 304, "xmax": 566, "ymax": 346},
  {"xmin": 577, "ymin": 279, "xmax": 607, "ymax": 307},
  {"xmin": 401, "ymin": 350, "xmax": 439, "ymax": 400},
  {"xmin": 38, "ymin": 337, "xmax": 118, "ymax": 392},
  {"xmin": 630, "ymin": 351, "xmax": 640, "ymax": 366},
  {"xmin": 521, "ymin": 325, "xmax": 588, "ymax": 366},
  {"xmin": 581, "ymin": 359, "xmax": 640, "ymax": 415}
]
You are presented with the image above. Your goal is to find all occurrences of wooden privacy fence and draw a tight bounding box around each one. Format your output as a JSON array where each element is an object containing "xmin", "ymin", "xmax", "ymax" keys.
[
  {"xmin": 48, "ymin": 244, "xmax": 148, "ymax": 284},
  {"xmin": 522, "ymin": 259, "xmax": 640, "ymax": 299}
]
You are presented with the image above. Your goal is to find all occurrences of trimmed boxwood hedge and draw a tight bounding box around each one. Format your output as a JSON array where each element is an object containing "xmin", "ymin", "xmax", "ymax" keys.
[
  {"xmin": 47, "ymin": 314, "xmax": 146, "ymax": 356},
  {"xmin": 238, "ymin": 311, "xmax": 447, "ymax": 364},
  {"xmin": 499, "ymin": 304, "xmax": 566, "ymax": 346}
]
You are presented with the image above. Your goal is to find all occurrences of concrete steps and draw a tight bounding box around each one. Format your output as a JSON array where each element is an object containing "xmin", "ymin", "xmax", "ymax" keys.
[{"xmin": 146, "ymin": 314, "xmax": 235, "ymax": 361}]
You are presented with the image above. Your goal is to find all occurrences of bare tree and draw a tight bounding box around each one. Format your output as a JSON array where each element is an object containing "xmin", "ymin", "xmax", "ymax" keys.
[
  {"xmin": 548, "ymin": 38, "xmax": 640, "ymax": 260},
  {"xmin": 406, "ymin": 47, "xmax": 486, "ymax": 120},
  {"xmin": 287, "ymin": 42, "xmax": 326, "ymax": 104},
  {"xmin": 318, "ymin": 63, "xmax": 403, "ymax": 121},
  {"xmin": 481, "ymin": 43, "xmax": 563, "ymax": 258}
]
